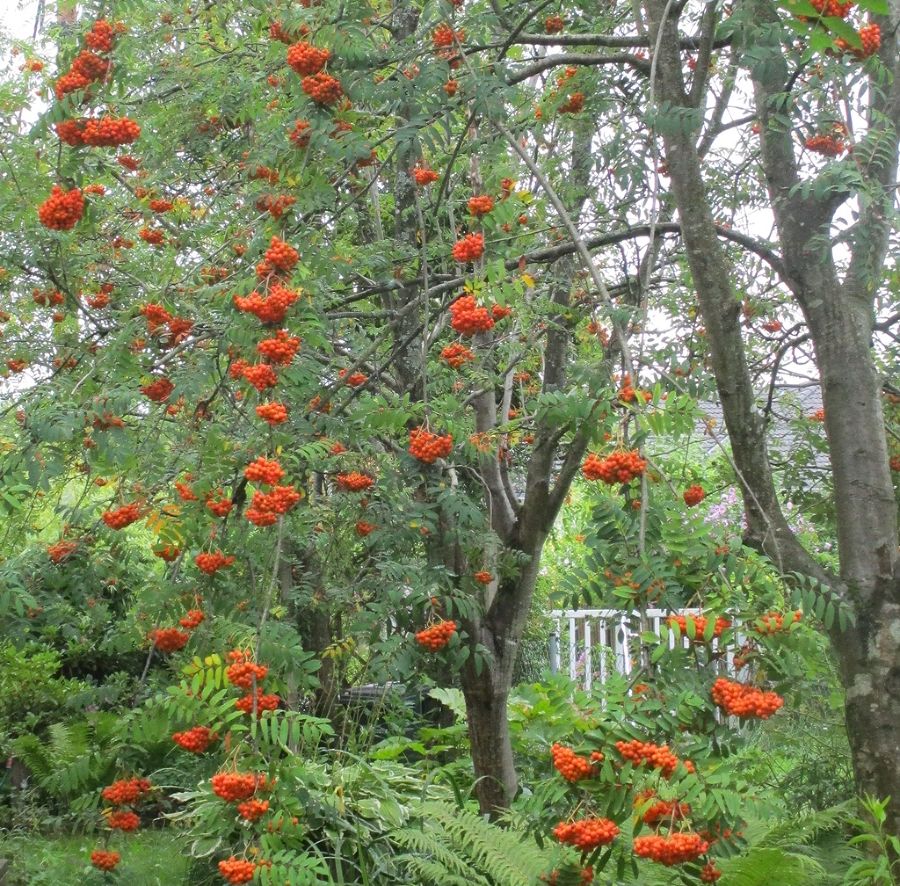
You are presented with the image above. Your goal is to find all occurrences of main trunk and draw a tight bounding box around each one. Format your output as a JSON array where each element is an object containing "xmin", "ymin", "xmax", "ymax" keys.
[
  {"xmin": 834, "ymin": 596, "xmax": 900, "ymax": 838},
  {"xmin": 461, "ymin": 666, "xmax": 518, "ymax": 816}
]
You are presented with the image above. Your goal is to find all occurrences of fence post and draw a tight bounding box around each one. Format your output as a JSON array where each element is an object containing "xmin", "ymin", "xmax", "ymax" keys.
[{"xmin": 548, "ymin": 631, "xmax": 560, "ymax": 675}]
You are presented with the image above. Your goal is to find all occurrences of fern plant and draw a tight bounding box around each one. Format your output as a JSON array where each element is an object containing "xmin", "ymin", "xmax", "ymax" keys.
[
  {"xmin": 11, "ymin": 713, "xmax": 120, "ymax": 807},
  {"xmin": 392, "ymin": 801, "xmax": 554, "ymax": 886}
]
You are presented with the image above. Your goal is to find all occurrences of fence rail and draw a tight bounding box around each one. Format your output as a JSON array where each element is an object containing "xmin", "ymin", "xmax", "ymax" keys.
[{"xmin": 548, "ymin": 608, "xmax": 739, "ymax": 690}]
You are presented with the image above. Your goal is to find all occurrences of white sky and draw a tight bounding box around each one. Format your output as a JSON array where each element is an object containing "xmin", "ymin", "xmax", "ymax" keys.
[{"xmin": 1, "ymin": 0, "xmax": 42, "ymax": 43}]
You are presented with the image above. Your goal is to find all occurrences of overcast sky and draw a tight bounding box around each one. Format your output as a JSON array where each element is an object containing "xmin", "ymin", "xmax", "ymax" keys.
[{"xmin": 1, "ymin": 0, "xmax": 42, "ymax": 43}]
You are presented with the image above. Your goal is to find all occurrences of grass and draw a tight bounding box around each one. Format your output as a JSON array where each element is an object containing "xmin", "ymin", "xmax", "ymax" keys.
[{"xmin": 3, "ymin": 829, "xmax": 190, "ymax": 885}]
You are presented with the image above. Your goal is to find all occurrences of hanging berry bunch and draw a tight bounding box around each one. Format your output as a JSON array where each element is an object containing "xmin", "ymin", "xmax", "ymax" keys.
[
  {"xmin": 552, "ymin": 818, "xmax": 619, "ymax": 851},
  {"xmin": 449, "ymin": 294, "xmax": 494, "ymax": 335},
  {"xmin": 633, "ymin": 833, "xmax": 710, "ymax": 866},
  {"xmin": 173, "ymin": 725, "xmax": 217, "ymax": 753},
  {"xmin": 37, "ymin": 185, "xmax": 84, "ymax": 230},
  {"xmin": 581, "ymin": 450, "xmax": 647, "ymax": 484},
  {"xmin": 408, "ymin": 427, "xmax": 453, "ymax": 463},
  {"xmin": 711, "ymin": 678, "xmax": 784, "ymax": 718},
  {"xmin": 550, "ymin": 743, "xmax": 602, "ymax": 782},
  {"xmin": 415, "ymin": 619, "xmax": 457, "ymax": 651}
]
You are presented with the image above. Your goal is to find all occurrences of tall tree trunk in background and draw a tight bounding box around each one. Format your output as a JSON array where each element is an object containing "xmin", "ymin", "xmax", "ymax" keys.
[{"xmin": 644, "ymin": 0, "xmax": 900, "ymax": 833}]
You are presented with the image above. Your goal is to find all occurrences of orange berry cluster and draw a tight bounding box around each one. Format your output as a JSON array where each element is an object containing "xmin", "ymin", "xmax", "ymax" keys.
[
  {"xmin": 245, "ymin": 457, "xmax": 285, "ymax": 484},
  {"xmin": 432, "ymin": 23, "xmax": 465, "ymax": 49},
  {"xmin": 90, "ymin": 850, "xmax": 121, "ymax": 871},
  {"xmin": 218, "ymin": 858, "xmax": 257, "ymax": 884},
  {"xmin": 441, "ymin": 342, "xmax": 475, "ymax": 368},
  {"xmin": 336, "ymin": 472, "xmax": 374, "ymax": 492},
  {"xmin": 247, "ymin": 485, "xmax": 301, "ymax": 526},
  {"xmin": 141, "ymin": 376, "xmax": 174, "ymax": 402},
  {"xmin": 55, "ymin": 19, "xmax": 119, "ymax": 98},
  {"xmin": 102, "ymin": 502, "xmax": 142, "ymax": 529},
  {"xmin": 206, "ymin": 493, "xmax": 233, "ymax": 518},
  {"xmin": 753, "ymin": 610, "xmax": 802, "ymax": 634},
  {"xmin": 617, "ymin": 373, "xmax": 651, "ymax": 404},
  {"xmin": 451, "ymin": 232, "xmax": 485, "ymax": 262},
  {"xmin": 409, "ymin": 427, "xmax": 453, "ymax": 463},
  {"xmin": 236, "ymin": 689, "xmax": 280, "ymax": 716},
  {"xmin": 85, "ymin": 18, "xmax": 118, "ymax": 52},
  {"xmin": 553, "ymin": 818, "xmax": 619, "ymax": 851},
  {"xmin": 257, "ymin": 330, "xmax": 300, "ymax": 364},
  {"xmin": 855, "ymin": 23, "xmax": 881, "ymax": 57},
  {"xmin": 700, "ymin": 861, "xmax": 723, "ymax": 882},
  {"xmin": 711, "ymin": 678, "xmax": 783, "ymax": 719},
  {"xmin": 211, "ymin": 772, "xmax": 261, "ymax": 802},
  {"xmin": 241, "ymin": 362, "xmax": 279, "ymax": 391},
  {"xmin": 226, "ymin": 661, "xmax": 269, "ymax": 689},
  {"xmin": 633, "ymin": 832, "xmax": 709, "ymax": 866},
  {"xmin": 179, "ymin": 609, "xmax": 205, "ymax": 629},
  {"xmin": 450, "ymin": 295, "xmax": 494, "ymax": 335},
  {"xmin": 492, "ymin": 304, "xmax": 512, "ymax": 320},
  {"xmin": 149, "ymin": 198, "xmax": 173, "ymax": 212},
  {"xmin": 355, "ymin": 520, "xmax": 375, "ymax": 536},
  {"xmin": 413, "ymin": 166, "xmax": 440, "ymax": 185},
  {"xmin": 581, "ymin": 450, "xmax": 647, "ymax": 484},
  {"xmin": 667, "ymin": 614, "xmax": 730, "ymax": 639},
  {"xmin": 234, "ymin": 285, "xmax": 300, "ymax": 323},
  {"xmin": 57, "ymin": 115, "xmax": 140, "ymax": 146},
  {"xmin": 559, "ymin": 92, "xmax": 585, "ymax": 114},
  {"xmin": 173, "ymin": 725, "xmax": 217, "ymax": 753},
  {"xmin": 290, "ymin": 118, "xmax": 311, "ymax": 147},
  {"xmin": 38, "ymin": 185, "xmax": 84, "ymax": 230},
  {"xmin": 683, "ymin": 484, "xmax": 705, "ymax": 506},
  {"xmin": 415, "ymin": 620, "xmax": 457, "ymax": 651},
  {"xmin": 47, "ymin": 539, "xmax": 78, "ymax": 563},
  {"xmin": 468, "ymin": 194, "xmax": 494, "ymax": 216},
  {"xmin": 175, "ymin": 480, "xmax": 197, "ymax": 501},
  {"xmin": 615, "ymin": 740, "xmax": 680, "ymax": 776},
  {"xmin": 302, "ymin": 71, "xmax": 343, "ymax": 105},
  {"xmin": 139, "ymin": 227, "xmax": 165, "ymax": 245},
  {"xmin": 287, "ymin": 41, "xmax": 330, "ymax": 75},
  {"xmin": 473, "ymin": 570, "xmax": 493, "ymax": 584},
  {"xmin": 195, "ymin": 550, "xmax": 236, "ymax": 574},
  {"xmin": 107, "ymin": 810, "xmax": 140, "ymax": 831},
  {"xmin": 641, "ymin": 799, "xmax": 691, "ymax": 825},
  {"xmin": 805, "ymin": 134, "xmax": 846, "ymax": 157},
  {"xmin": 102, "ymin": 777, "xmax": 152, "ymax": 806},
  {"xmin": 264, "ymin": 236, "xmax": 299, "ymax": 273},
  {"xmin": 810, "ymin": 0, "xmax": 853, "ymax": 14},
  {"xmin": 550, "ymin": 743, "xmax": 602, "ymax": 782},
  {"xmin": 150, "ymin": 626, "xmax": 190, "ymax": 652},
  {"xmin": 541, "ymin": 867, "xmax": 593, "ymax": 885},
  {"xmin": 256, "ymin": 401, "xmax": 289, "ymax": 424},
  {"xmin": 545, "ymin": 15, "xmax": 565, "ymax": 33},
  {"xmin": 238, "ymin": 798, "xmax": 269, "ymax": 821},
  {"xmin": 255, "ymin": 193, "xmax": 296, "ymax": 218}
]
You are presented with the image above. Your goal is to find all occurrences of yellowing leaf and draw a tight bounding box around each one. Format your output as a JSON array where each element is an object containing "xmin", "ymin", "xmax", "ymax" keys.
[{"xmin": 521, "ymin": 273, "xmax": 535, "ymax": 288}]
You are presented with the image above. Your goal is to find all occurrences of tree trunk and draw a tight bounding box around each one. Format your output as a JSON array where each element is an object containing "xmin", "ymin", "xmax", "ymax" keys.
[
  {"xmin": 644, "ymin": 0, "xmax": 900, "ymax": 836},
  {"xmin": 834, "ymin": 601, "xmax": 900, "ymax": 836},
  {"xmin": 461, "ymin": 666, "xmax": 518, "ymax": 815}
]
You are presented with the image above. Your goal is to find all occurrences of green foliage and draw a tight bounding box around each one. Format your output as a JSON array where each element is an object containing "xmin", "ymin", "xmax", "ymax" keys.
[{"xmin": 392, "ymin": 801, "xmax": 551, "ymax": 886}]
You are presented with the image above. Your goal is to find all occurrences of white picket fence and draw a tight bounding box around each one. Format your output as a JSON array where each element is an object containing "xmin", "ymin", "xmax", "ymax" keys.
[{"xmin": 548, "ymin": 608, "xmax": 739, "ymax": 690}]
